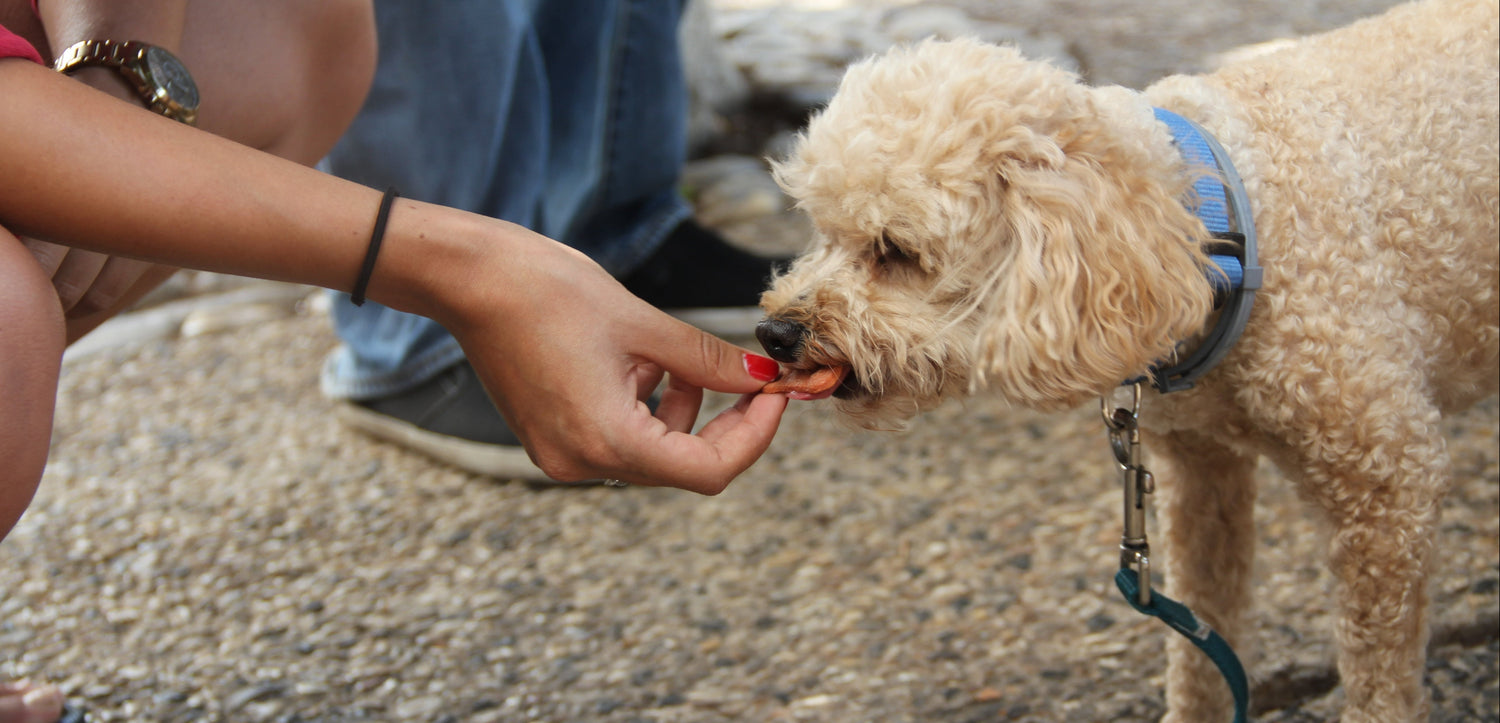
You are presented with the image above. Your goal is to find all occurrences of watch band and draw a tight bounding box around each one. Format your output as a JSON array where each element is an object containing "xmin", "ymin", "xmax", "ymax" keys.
[
  {"xmin": 53, "ymin": 38, "xmax": 148, "ymax": 72},
  {"xmin": 53, "ymin": 40, "xmax": 199, "ymax": 125}
]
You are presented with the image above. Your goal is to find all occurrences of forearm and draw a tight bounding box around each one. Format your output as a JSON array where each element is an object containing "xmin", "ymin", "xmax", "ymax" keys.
[
  {"xmin": 0, "ymin": 58, "xmax": 485, "ymax": 323},
  {"xmin": 0, "ymin": 56, "xmax": 787, "ymax": 494}
]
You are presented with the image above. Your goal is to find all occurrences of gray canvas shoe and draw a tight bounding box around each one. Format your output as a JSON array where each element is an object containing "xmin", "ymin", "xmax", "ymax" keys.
[{"xmin": 335, "ymin": 361, "xmax": 568, "ymax": 483}]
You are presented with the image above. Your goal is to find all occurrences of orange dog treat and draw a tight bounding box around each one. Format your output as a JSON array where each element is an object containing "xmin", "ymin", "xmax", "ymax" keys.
[{"xmin": 763, "ymin": 364, "xmax": 849, "ymax": 395}]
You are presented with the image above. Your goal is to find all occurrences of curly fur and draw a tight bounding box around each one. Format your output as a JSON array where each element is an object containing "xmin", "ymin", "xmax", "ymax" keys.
[{"xmin": 760, "ymin": 0, "xmax": 1499, "ymax": 720}]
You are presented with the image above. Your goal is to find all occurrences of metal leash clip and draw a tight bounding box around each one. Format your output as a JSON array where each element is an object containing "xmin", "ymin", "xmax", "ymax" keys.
[
  {"xmin": 1100, "ymin": 382, "xmax": 1252, "ymax": 721},
  {"xmin": 1101, "ymin": 383, "xmax": 1155, "ymax": 606}
]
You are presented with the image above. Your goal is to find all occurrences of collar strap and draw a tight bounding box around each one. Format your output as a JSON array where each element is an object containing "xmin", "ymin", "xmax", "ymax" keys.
[{"xmin": 1143, "ymin": 108, "xmax": 1262, "ymax": 394}]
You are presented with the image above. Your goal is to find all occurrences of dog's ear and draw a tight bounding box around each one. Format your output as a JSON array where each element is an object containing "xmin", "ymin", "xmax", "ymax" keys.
[{"xmin": 973, "ymin": 135, "xmax": 1217, "ymax": 410}]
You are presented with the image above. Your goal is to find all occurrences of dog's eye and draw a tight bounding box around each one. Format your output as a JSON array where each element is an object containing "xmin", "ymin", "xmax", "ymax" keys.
[{"xmin": 875, "ymin": 232, "xmax": 919, "ymax": 268}]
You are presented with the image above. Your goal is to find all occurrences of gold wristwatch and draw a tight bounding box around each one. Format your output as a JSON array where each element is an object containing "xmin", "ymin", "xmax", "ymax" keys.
[{"xmin": 53, "ymin": 40, "xmax": 200, "ymax": 126}]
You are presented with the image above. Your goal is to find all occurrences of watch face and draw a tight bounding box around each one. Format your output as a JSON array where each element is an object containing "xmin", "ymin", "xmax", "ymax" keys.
[{"xmin": 143, "ymin": 46, "xmax": 201, "ymax": 111}]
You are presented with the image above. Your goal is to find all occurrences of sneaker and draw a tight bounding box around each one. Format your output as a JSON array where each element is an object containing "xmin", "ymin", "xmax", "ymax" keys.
[
  {"xmin": 621, "ymin": 218, "xmax": 785, "ymax": 310},
  {"xmin": 335, "ymin": 361, "xmax": 567, "ymax": 483},
  {"xmin": 624, "ymin": 218, "xmax": 790, "ymax": 336}
]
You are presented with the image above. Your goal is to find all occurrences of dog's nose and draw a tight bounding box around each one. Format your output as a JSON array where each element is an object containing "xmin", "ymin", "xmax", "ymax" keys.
[{"xmin": 756, "ymin": 318, "xmax": 807, "ymax": 363}]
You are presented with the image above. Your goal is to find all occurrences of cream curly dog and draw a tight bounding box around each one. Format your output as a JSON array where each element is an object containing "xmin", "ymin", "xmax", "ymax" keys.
[{"xmin": 756, "ymin": 0, "xmax": 1499, "ymax": 720}]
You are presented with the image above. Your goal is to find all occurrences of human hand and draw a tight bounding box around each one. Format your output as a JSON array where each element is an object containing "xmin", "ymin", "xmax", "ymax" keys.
[
  {"xmin": 0, "ymin": 679, "xmax": 63, "ymax": 723},
  {"xmin": 21, "ymin": 237, "xmax": 175, "ymax": 320},
  {"xmin": 426, "ymin": 216, "xmax": 788, "ymax": 493}
]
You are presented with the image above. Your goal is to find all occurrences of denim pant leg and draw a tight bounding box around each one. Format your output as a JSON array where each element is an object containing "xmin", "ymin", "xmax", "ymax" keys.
[{"xmin": 321, "ymin": 0, "xmax": 691, "ymax": 400}]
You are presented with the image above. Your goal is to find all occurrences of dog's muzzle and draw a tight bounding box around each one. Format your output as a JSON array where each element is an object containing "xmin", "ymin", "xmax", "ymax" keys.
[
  {"xmin": 755, "ymin": 317, "xmax": 863, "ymax": 400},
  {"xmin": 755, "ymin": 317, "xmax": 807, "ymax": 363}
]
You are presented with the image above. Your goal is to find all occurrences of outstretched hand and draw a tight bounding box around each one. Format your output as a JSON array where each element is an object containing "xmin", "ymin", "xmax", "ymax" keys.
[{"xmin": 426, "ymin": 216, "xmax": 788, "ymax": 493}]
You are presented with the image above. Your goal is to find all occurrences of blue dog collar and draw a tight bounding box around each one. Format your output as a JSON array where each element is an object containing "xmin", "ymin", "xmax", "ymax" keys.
[{"xmin": 1143, "ymin": 108, "xmax": 1262, "ymax": 394}]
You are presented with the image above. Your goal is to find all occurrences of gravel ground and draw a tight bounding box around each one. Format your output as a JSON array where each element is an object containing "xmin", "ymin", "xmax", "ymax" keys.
[
  {"xmin": 3, "ymin": 307, "xmax": 1495, "ymax": 723},
  {"xmin": 4, "ymin": 1, "xmax": 1497, "ymax": 721}
]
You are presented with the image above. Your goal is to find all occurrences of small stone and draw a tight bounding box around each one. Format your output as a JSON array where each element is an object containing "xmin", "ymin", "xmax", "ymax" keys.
[
  {"xmin": 225, "ymin": 683, "xmax": 287, "ymax": 711},
  {"xmin": 180, "ymin": 302, "xmax": 289, "ymax": 338}
]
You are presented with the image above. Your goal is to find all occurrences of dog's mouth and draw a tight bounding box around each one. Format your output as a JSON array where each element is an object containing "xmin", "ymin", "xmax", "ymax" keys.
[
  {"xmin": 754, "ymin": 317, "xmax": 868, "ymax": 401},
  {"xmin": 763, "ymin": 363, "xmax": 853, "ymax": 401},
  {"xmin": 830, "ymin": 367, "xmax": 864, "ymax": 399}
]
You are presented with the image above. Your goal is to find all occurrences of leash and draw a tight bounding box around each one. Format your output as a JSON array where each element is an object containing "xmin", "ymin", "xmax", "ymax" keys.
[
  {"xmin": 1098, "ymin": 109, "xmax": 1262, "ymax": 721},
  {"xmin": 1102, "ymin": 385, "xmax": 1250, "ymax": 723}
]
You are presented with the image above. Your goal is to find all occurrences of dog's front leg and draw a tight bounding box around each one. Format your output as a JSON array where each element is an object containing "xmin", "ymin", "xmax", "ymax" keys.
[
  {"xmin": 1150, "ymin": 430, "xmax": 1259, "ymax": 723},
  {"xmin": 1275, "ymin": 397, "xmax": 1449, "ymax": 723}
]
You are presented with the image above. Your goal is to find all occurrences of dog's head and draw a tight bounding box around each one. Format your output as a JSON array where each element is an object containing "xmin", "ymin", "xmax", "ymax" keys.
[{"xmin": 758, "ymin": 39, "xmax": 1216, "ymax": 428}]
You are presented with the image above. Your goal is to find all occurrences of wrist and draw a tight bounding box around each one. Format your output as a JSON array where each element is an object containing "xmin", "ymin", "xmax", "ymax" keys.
[
  {"xmin": 61, "ymin": 64, "xmax": 143, "ymax": 106},
  {"xmin": 360, "ymin": 200, "xmax": 520, "ymax": 328}
]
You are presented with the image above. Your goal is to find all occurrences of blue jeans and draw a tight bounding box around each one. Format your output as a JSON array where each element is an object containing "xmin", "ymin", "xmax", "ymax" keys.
[{"xmin": 321, "ymin": 0, "xmax": 691, "ymax": 400}]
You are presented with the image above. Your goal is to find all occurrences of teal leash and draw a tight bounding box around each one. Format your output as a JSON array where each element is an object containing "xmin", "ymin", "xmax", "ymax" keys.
[
  {"xmin": 1102, "ymin": 385, "xmax": 1250, "ymax": 723},
  {"xmin": 1099, "ymin": 108, "xmax": 1258, "ymax": 721},
  {"xmin": 1114, "ymin": 569, "xmax": 1250, "ymax": 723}
]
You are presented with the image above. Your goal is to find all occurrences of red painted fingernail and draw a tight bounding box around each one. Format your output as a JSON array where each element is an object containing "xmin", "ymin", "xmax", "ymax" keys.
[{"xmin": 744, "ymin": 353, "xmax": 780, "ymax": 382}]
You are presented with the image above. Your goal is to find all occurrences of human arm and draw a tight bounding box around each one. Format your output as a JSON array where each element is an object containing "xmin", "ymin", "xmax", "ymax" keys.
[
  {"xmin": 0, "ymin": 58, "xmax": 787, "ymax": 491},
  {"xmin": 23, "ymin": 0, "xmax": 375, "ymax": 338}
]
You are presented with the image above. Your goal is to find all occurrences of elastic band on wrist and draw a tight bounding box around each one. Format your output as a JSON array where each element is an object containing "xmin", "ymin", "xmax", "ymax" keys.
[{"xmin": 350, "ymin": 187, "xmax": 399, "ymax": 307}]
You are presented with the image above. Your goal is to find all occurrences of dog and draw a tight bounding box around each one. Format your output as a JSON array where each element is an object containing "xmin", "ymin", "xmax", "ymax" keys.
[{"xmin": 755, "ymin": 0, "xmax": 1499, "ymax": 720}]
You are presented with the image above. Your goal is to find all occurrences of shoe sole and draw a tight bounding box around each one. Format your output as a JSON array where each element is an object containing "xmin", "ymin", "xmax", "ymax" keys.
[{"xmin": 335, "ymin": 402, "xmax": 599, "ymax": 485}]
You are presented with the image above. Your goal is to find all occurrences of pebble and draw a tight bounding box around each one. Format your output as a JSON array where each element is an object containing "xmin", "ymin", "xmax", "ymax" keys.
[
  {"xmin": 180, "ymin": 302, "xmax": 292, "ymax": 338},
  {"xmin": 224, "ymin": 682, "xmax": 288, "ymax": 711}
]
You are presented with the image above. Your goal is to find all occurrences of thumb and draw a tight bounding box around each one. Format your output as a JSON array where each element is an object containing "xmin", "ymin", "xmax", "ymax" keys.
[{"xmin": 647, "ymin": 316, "xmax": 780, "ymax": 394}]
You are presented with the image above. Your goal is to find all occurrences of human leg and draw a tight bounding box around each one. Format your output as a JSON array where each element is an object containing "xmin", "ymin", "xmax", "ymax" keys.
[
  {"xmin": 319, "ymin": 0, "xmax": 547, "ymax": 404},
  {"xmin": 1, "ymin": 9, "xmax": 376, "ymax": 718},
  {"xmin": 320, "ymin": 0, "xmax": 778, "ymax": 481},
  {"xmin": 0, "ymin": 230, "xmax": 64, "ymax": 543},
  {"xmin": 17, "ymin": 0, "xmax": 376, "ymax": 345},
  {"xmin": 0, "ymin": 230, "xmax": 67, "ymax": 723},
  {"xmin": 321, "ymin": 0, "xmax": 702, "ymax": 395}
]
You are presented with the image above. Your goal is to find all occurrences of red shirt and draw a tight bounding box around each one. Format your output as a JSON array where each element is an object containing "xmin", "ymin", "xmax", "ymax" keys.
[
  {"xmin": 0, "ymin": 23, "xmax": 43, "ymax": 64},
  {"xmin": 1, "ymin": 0, "xmax": 45, "ymax": 65}
]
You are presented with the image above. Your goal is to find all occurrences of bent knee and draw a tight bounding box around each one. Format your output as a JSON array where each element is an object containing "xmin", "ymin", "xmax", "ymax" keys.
[
  {"xmin": 0, "ymin": 230, "xmax": 65, "ymax": 540},
  {"xmin": 0, "ymin": 231, "xmax": 65, "ymax": 355},
  {"xmin": 258, "ymin": 0, "xmax": 378, "ymax": 163},
  {"xmin": 298, "ymin": 0, "xmax": 378, "ymax": 153},
  {"xmin": 184, "ymin": 0, "xmax": 376, "ymax": 164}
]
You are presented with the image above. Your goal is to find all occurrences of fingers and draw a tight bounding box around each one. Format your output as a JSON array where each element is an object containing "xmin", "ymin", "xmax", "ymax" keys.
[
  {"xmin": 19, "ymin": 237, "xmax": 66, "ymax": 276},
  {"xmin": 530, "ymin": 388, "xmax": 786, "ymax": 495},
  {"xmin": 19, "ymin": 237, "xmax": 100, "ymax": 314},
  {"xmin": 62, "ymin": 263, "xmax": 181, "ymax": 344},
  {"xmin": 45, "ymin": 247, "xmax": 108, "ymax": 313},
  {"xmin": 594, "ymin": 309, "xmax": 785, "ymax": 492},
  {"xmin": 67, "ymin": 255, "xmax": 160, "ymax": 317},
  {"xmin": 616, "ymin": 391, "xmax": 788, "ymax": 495},
  {"xmin": 642, "ymin": 315, "xmax": 780, "ymax": 396},
  {"xmin": 452, "ymin": 257, "xmax": 788, "ymax": 493},
  {"xmin": 0, "ymin": 680, "xmax": 63, "ymax": 723},
  {"xmin": 655, "ymin": 374, "xmax": 704, "ymax": 434},
  {"xmin": 665, "ymin": 392, "xmax": 789, "ymax": 494},
  {"xmin": 16, "ymin": 239, "xmax": 170, "ymax": 318}
]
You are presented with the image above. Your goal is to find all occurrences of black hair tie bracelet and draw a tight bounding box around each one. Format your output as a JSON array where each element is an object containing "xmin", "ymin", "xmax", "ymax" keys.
[{"xmin": 350, "ymin": 187, "xmax": 400, "ymax": 307}]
